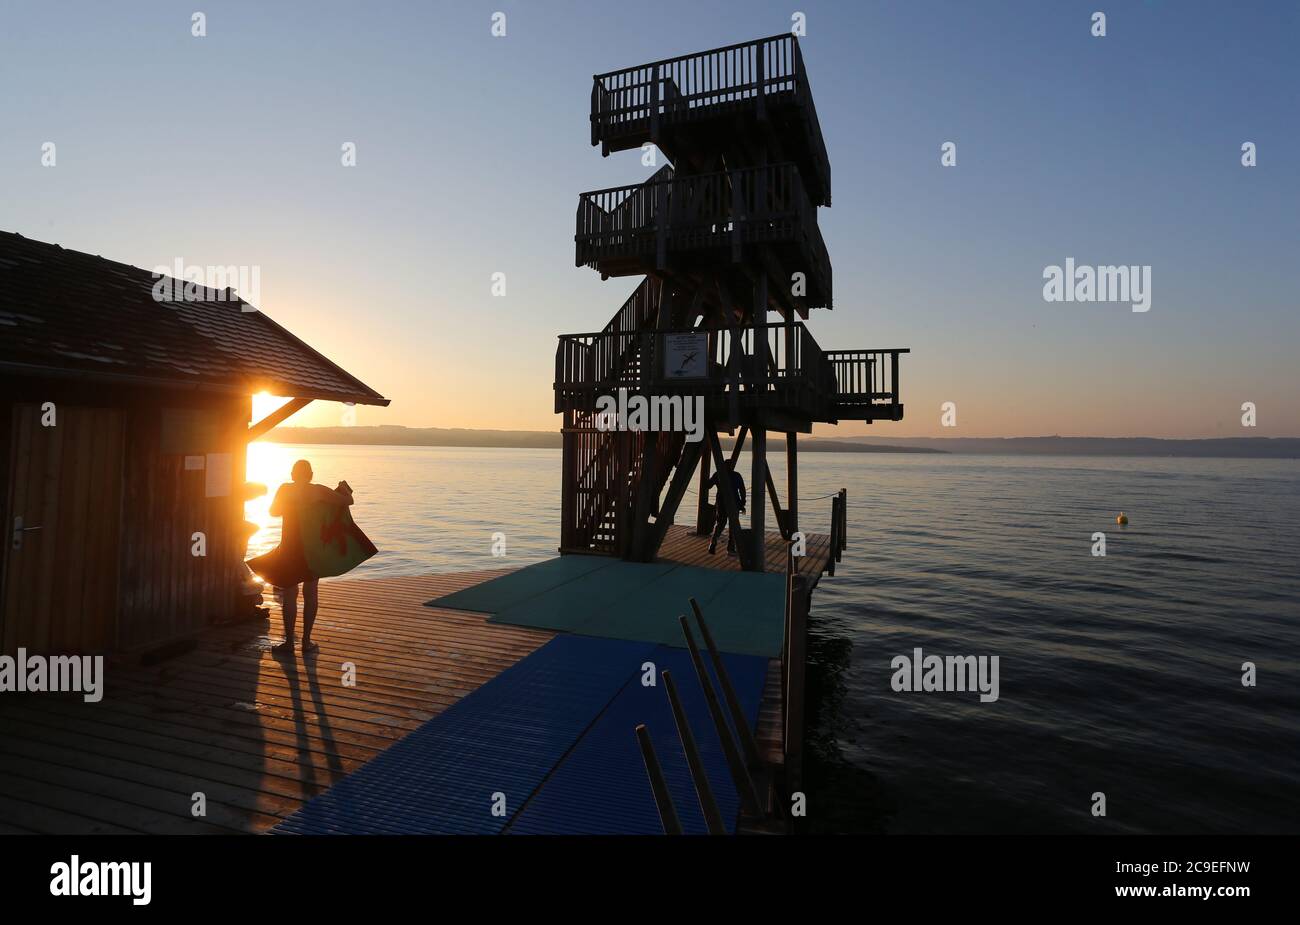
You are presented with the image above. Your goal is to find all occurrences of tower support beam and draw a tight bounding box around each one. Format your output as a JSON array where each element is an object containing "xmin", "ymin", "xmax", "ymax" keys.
[
  {"xmin": 748, "ymin": 274, "xmax": 769, "ymax": 572},
  {"xmin": 750, "ymin": 426, "xmax": 766, "ymax": 571},
  {"xmin": 786, "ymin": 431, "xmax": 799, "ymax": 537}
]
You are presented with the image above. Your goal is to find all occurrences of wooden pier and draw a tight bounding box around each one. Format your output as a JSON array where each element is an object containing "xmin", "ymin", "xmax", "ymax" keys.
[{"xmin": 0, "ymin": 526, "xmax": 834, "ymax": 834}]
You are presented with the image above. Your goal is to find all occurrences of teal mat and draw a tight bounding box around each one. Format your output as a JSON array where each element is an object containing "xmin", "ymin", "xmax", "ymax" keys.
[
  {"xmin": 425, "ymin": 554, "xmax": 615, "ymax": 614},
  {"xmin": 425, "ymin": 556, "xmax": 786, "ymax": 657}
]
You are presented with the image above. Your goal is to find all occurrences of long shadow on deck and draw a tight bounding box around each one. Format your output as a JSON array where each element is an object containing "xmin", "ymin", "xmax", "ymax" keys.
[
  {"xmin": 271, "ymin": 650, "xmax": 347, "ymax": 799},
  {"xmin": 0, "ymin": 568, "xmax": 549, "ymax": 834}
]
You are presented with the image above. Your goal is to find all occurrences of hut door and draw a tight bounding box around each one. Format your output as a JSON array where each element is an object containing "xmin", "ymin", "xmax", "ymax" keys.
[{"xmin": 0, "ymin": 403, "xmax": 124, "ymax": 655}]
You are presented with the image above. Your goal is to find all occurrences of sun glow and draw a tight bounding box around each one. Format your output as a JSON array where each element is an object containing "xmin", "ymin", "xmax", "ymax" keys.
[
  {"xmin": 245, "ymin": 392, "xmax": 300, "ymax": 558},
  {"xmin": 245, "ymin": 391, "xmax": 330, "ymax": 561},
  {"xmin": 244, "ymin": 439, "xmax": 297, "ymax": 559},
  {"xmin": 251, "ymin": 390, "xmax": 290, "ymax": 424}
]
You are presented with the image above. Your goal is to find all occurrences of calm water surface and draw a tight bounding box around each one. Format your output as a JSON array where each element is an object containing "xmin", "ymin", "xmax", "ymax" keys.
[{"xmin": 248, "ymin": 443, "xmax": 1300, "ymax": 834}]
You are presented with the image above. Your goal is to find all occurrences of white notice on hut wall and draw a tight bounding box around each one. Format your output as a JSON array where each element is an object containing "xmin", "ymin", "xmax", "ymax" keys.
[
  {"xmin": 205, "ymin": 453, "xmax": 232, "ymax": 498},
  {"xmin": 663, "ymin": 332, "xmax": 708, "ymax": 379},
  {"xmin": 184, "ymin": 455, "xmax": 205, "ymax": 471}
]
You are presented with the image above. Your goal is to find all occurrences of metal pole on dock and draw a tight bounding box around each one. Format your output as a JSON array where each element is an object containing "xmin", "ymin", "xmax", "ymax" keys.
[
  {"xmin": 662, "ymin": 671, "xmax": 726, "ymax": 834},
  {"xmin": 678, "ymin": 615, "xmax": 763, "ymax": 816},
  {"xmin": 635, "ymin": 724, "xmax": 683, "ymax": 835},
  {"xmin": 838, "ymin": 488, "xmax": 847, "ymax": 558},
  {"xmin": 782, "ymin": 541, "xmax": 795, "ymax": 697},
  {"xmin": 827, "ymin": 493, "xmax": 839, "ymax": 576},
  {"xmin": 688, "ymin": 597, "xmax": 763, "ymax": 770},
  {"xmin": 784, "ymin": 569, "xmax": 809, "ymax": 793}
]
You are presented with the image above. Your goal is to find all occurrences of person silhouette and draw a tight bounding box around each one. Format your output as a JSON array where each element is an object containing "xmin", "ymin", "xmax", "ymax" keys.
[
  {"xmin": 707, "ymin": 464, "xmax": 746, "ymax": 555},
  {"xmin": 263, "ymin": 460, "xmax": 354, "ymax": 657}
]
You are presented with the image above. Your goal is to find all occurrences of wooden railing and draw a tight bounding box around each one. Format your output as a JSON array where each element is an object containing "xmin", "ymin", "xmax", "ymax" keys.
[
  {"xmin": 782, "ymin": 488, "xmax": 845, "ymax": 794},
  {"xmin": 789, "ymin": 37, "xmax": 831, "ymax": 204},
  {"xmin": 603, "ymin": 276, "xmax": 662, "ymax": 346},
  {"xmin": 575, "ymin": 164, "xmax": 674, "ymax": 261},
  {"xmin": 562, "ymin": 414, "xmax": 683, "ymax": 556},
  {"xmin": 575, "ymin": 163, "xmax": 831, "ymax": 307},
  {"xmin": 555, "ymin": 277, "xmax": 663, "ymax": 414},
  {"xmin": 559, "ymin": 274, "xmax": 669, "ymax": 554},
  {"xmin": 824, "ymin": 349, "xmax": 909, "ymax": 419},
  {"xmin": 826, "ymin": 488, "xmax": 847, "ymax": 577},
  {"xmin": 589, "ymin": 34, "xmax": 830, "ymax": 204},
  {"xmin": 569, "ymin": 415, "xmax": 646, "ymax": 555},
  {"xmin": 782, "ymin": 538, "xmax": 809, "ymax": 793},
  {"xmin": 556, "ymin": 322, "xmax": 839, "ymax": 417}
]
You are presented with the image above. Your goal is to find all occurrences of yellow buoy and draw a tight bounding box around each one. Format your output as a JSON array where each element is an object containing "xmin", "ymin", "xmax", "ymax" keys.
[{"xmin": 1116, "ymin": 512, "xmax": 1128, "ymax": 525}]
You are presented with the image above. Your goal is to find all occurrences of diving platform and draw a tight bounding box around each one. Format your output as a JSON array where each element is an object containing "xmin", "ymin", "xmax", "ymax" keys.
[
  {"xmin": 576, "ymin": 162, "xmax": 833, "ymax": 314},
  {"xmin": 560, "ymin": 34, "xmax": 908, "ymax": 573},
  {"xmin": 590, "ymin": 34, "xmax": 832, "ymax": 208},
  {"xmin": 0, "ymin": 525, "xmax": 837, "ymax": 834},
  {"xmin": 556, "ymin": 322, "xmax": 907, "ymax": 427}
]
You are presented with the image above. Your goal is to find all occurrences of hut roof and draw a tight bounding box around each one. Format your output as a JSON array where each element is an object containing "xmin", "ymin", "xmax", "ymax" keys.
[{"xmin": 0, "ymin": 231, "xmax": 388, "ymax": 406}]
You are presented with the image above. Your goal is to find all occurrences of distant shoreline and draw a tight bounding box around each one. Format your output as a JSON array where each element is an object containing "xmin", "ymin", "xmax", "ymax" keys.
[
  {"xmin": 264, "ymin": 426, "xmax": 944, "ymax": 454},
  {"xmin": 818, "ymin": 435, "xmax": 1300, "ymax": 459},
  {"xmin": 264, "ymin": 427, "xmax": 1299, "ymax": 459}
]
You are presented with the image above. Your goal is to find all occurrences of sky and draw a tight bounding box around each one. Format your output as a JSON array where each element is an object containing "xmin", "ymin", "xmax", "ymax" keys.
[{"xmin": 1, "ymin": 0, "xmax": 1296, "ymax": 437}]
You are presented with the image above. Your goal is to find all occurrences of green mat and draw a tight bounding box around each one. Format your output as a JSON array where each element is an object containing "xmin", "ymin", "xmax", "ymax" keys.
[
  {"xmin": 425, "ymin": 556, "xmax": 786, "ymax": 658},
  {"xmin": 424, "ymin": 554, "xmax": 616, "ymax": 614}
]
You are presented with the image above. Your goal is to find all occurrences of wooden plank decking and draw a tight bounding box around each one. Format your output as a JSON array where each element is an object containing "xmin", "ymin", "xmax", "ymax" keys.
[
  {"xmin": 658, "ymin": 522, "xmax": 834, "ymax": 578},
  {"xmin": 0, "ymin": 528, "xmax": 830, "ymax": 834}
]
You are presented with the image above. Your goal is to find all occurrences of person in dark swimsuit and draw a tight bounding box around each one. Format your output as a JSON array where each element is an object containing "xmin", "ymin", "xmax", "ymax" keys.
[
  {"xmin": 707, "ymin": 464, "xmax": 746, "ymax": 555},
  {"xmin": 268, "ymin": 460, "xmax": 353, "ymax": 657}
]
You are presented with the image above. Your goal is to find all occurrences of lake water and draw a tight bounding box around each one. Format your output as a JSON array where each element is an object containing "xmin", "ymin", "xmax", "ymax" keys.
[{"xmin": 247, "ymin": 442, "xmax": 1300, "ymax": 834}]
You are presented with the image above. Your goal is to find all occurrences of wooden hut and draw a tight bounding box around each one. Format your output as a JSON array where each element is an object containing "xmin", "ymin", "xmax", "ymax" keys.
[{"xmin": 0, "ymin": 231, "xmax": 387, "ymax": 656}]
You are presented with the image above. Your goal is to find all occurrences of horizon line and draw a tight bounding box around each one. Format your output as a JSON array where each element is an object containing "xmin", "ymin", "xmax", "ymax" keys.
[{"xmin": 266, "ymin": 425, "xmax": 1300, "ymax": 442}]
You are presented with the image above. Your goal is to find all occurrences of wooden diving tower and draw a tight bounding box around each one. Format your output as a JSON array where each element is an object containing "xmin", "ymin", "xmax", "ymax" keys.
[{"xmin": 555, "ymin": 34, "xmax": 908, "ymax": 572}]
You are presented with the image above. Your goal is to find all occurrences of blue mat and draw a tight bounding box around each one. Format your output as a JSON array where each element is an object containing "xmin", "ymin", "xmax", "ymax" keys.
[
  {"xmin": 427, "ymin": 556, "xmax": 786, "ymax": 658},
  {"xmin": 272, "ymin": 634, "xmax": 654, "ymax": 834},
  {"xmin": 507, "ymin": 645, "xmax": 769, "ymax": 835},
  {"xmin": 272, "ymin": 636, "xmax": 770, "ymax": 835}
]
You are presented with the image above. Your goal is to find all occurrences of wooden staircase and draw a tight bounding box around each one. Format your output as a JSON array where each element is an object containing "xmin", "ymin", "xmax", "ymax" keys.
[{"xmin": 560, "ymin": 277, "xmax": 698, "ymax": 559}]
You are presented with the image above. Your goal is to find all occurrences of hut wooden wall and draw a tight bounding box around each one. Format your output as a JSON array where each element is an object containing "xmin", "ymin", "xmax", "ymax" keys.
[
  {"xmin": 0, "ymin": 401, "xmax": 124, "ymax": 654},
  {"xmin": 1, "ymin": 381, "xmax": 251, "ymax": 654},
  {"xmin": 117, "ymin": 396, "xmax": 247, "ymax": 650}
]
